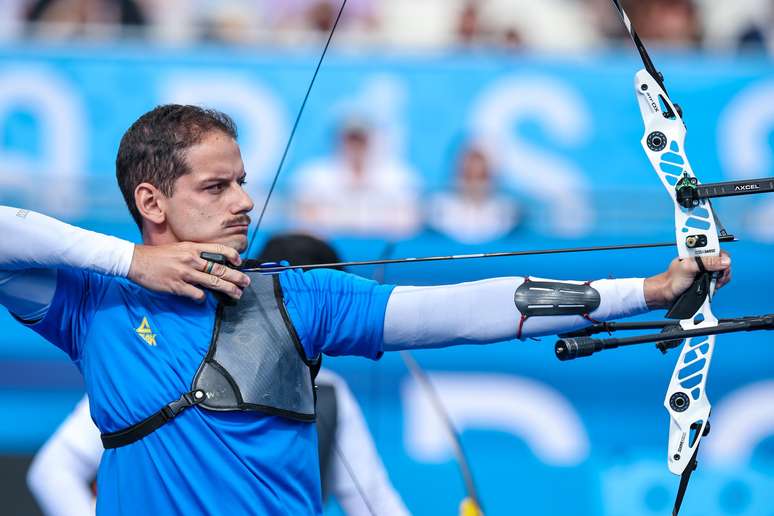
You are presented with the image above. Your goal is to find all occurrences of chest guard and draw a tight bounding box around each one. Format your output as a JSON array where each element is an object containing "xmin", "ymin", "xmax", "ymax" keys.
[{"xmin": 101, "ymin": 273, "xmax": 319, "ymax": 449}]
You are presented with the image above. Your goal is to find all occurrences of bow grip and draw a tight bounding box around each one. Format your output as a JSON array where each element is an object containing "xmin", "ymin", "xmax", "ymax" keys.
[{"xmin": 665, "ymin": 265, "xmax": 712, "ymax": 320}]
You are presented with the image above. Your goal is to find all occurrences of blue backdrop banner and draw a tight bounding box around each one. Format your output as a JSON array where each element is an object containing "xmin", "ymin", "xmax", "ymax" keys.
[{"xmin": 0, "ymin": 46, "xmax": 773, "ymax": 516}]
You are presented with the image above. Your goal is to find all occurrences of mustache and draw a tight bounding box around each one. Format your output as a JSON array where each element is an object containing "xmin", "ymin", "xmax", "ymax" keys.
[{"xmin": 224, "ymin": 216, "xmax": 251, "ymax": 227}]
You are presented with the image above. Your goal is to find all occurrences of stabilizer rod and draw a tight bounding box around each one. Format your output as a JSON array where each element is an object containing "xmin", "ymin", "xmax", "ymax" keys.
[{"xmin": 555, "ymin": 314, "xmax": 774, "ymax": 361}]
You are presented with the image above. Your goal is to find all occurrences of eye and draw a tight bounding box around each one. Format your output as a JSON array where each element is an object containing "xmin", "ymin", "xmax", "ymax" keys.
[
  {"xmin": 207, "ymin": 183, "xmax": 226, "ymax": 193},
  {"xmin": 238, "ymin": 176, "xmax": 247, "ymax": 187}
]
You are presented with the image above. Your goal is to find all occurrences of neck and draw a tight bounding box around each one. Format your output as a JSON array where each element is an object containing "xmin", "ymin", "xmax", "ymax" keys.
[{"xmin": 141, "ymin": 222, "xmax": 178, "ymax": 246}]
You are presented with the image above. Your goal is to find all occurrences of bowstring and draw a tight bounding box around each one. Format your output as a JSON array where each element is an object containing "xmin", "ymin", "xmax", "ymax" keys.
[
  {"xmin": 246, "ymin": 0, "xmax": 349, "ymax": 257},
  {"xmin": 239, "ymin": 1, "xmax": 378, "ymax": 511}
]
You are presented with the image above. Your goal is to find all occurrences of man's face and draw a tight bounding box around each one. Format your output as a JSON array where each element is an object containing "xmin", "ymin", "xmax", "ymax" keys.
[{"xmin": 163, "ymin": 130, "xmax": 254, "ymax": 252}]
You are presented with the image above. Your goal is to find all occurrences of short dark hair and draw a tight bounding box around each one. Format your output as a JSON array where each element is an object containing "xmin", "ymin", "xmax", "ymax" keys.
[
  {"xmin": 256, "ymin": 234, "xmax": 343, "ymax": 271},
  {"xmin": 116, "ymin": 104, "xmax": 238, "ymax": 229}
]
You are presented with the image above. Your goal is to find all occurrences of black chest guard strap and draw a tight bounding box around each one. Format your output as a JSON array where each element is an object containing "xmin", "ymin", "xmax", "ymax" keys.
[{"xmin": 101, "ymin": 389, "xmax": 207, "ymax": 449}]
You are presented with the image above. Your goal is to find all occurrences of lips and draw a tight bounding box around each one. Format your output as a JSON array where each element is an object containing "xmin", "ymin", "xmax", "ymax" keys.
[{"xmin": 225, "ymin": 218, "xmax": 251, "ymax": 230}]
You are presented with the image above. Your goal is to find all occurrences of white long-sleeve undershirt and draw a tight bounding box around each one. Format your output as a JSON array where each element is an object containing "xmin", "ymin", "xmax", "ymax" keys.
[
  {"xmin": 0, "ymin": 206, "xmax": 133, "ymax": 274},
  {"xmin": 0, "ymin": 206, "xmax": 135, "ymax": 319}
]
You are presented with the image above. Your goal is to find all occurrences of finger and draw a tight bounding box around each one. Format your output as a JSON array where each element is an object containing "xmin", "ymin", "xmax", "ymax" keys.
[
  {"xmin": 699, "ymin": 254, "xmax": 731, "ymax": 272},
  {"xmin": 192, "ymin": 254, "xmax": 229, "ymax": 274},
  {"xmin": 216, "ymin": 264, "xmax": 251, "ymax": 288},
  {"xmin": 176, "ymin": 283, "xmax": 207, "ymax": 303},
  {"xmin": 193, "ymin": 254, "xmax": 214, "ymax": 274},
  {"xmin": 210, "ymin": 261, "xmax": 250, "ymax": 287},
  {"xmin": 189, "ymin": 270, "xmax": 243, "ymax": 300},
  {"xmin": 196, "ymin": 243, "xmax": 242, "ymax": 266},
  {"xmin": 716, "ymin": 269, "xmax": 732, "ymax": 289}
]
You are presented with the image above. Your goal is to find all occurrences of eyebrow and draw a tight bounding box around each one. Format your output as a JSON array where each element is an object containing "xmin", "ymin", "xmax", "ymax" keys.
[{"xmin": 198, "ymin": 171, "xmax": 247, "ymax": 184}]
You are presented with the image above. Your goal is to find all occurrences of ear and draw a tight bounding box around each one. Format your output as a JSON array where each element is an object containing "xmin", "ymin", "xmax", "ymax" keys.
[{"xmin": 134, "ymin": 182, "xmax": 167, "ymax": 226}]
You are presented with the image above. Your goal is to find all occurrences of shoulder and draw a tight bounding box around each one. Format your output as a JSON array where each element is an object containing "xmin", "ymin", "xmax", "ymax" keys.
[
  {"xmin": 278, "ymin": 268, "xmax": 390, "ymax": 297},
  {"xmin": 50, "ymin": 268, "xmax": 120, "ymax": 309}
]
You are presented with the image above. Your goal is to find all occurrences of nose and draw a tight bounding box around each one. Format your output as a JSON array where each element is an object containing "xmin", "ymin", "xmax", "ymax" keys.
[{"xmin": 233, "ymin": 184, "xmax": 255, "ymax": 214}]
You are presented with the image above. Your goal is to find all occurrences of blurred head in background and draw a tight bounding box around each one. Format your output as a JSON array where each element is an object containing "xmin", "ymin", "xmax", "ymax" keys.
[
  {"xmin": 24, "ymin": 0, "xmax": 147, "ymax": 39},
  {"xmin": 628, "ymin": 0, "xmax": 702, "ymax": 47},
  {"xmin": 456, "ymin": 145, "xmax": 493, "ymax": 201},
  {"xmin": 258, "ymin": 233, "xmax": 343, "ymax": 270},
  {"xmin": 116, "ymin": 104, "xmax": 254, "ymax": 252},
  {"xmin": 338, "ymin": 119, "xmax": 372, "ymax": 179}
]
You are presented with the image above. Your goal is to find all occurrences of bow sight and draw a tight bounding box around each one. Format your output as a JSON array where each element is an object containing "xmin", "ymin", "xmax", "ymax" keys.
[{"xmin": 675, "ymin": 174, "xmax": 774, "ymax": 209}]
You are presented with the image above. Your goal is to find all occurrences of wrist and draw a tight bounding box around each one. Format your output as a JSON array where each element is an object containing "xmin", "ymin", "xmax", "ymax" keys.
[{"xmin": 643, "ymin": 273, "xmax": 669, "ymax": 310}]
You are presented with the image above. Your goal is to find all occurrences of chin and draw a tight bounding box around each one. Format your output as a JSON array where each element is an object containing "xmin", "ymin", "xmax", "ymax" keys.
[{"xmin": 226, "ymin": 236, "xmax": 248, "ymax": 253}]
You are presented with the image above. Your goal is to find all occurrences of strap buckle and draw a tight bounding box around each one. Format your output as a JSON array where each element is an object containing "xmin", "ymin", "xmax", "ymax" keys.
[{"xmin": 162, "ymin": 389, "xmax": 207, "ymax": 420}]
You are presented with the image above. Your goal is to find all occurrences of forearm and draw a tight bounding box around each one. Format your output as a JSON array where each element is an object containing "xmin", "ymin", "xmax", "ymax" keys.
[
  {"xmin": 382, "ymin": 277, "xmax": 647, "ymax": 350},
  {"xmin": 0, "ymin": 206, "xmax": 133, "ymax": 275}
]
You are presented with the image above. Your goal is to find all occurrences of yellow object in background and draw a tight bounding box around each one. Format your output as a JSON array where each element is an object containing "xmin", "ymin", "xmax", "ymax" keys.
[{"xmin": 459, "ymin": 497, "xmax": 483, "ymax": 516}]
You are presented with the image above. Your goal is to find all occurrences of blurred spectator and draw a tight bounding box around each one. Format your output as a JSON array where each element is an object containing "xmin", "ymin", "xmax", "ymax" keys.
[
  {"xmin": 624, "ymin": 0, "xmax": 702, "ymax": 47},
  {"xmin": 0, "ymin": 0, "xmax": 26, "ymax": 40},
  {"xmin": 585, "ymin": 0, "xmax": 627, "ymax": 42},
  {"xmin": 139, "ymin": 0, "xmax": 267, "ymax": 45},
  {"xmin": 501, "ymin": 26, "xmax": 524, "ymax": 50},
  {"xmin": 266, "ymin": 0, "xmax": 378, "ymax": 39},
  {"xmin": 290, "ymin": 118, "xmax": 421, "ymax": 238},
  {"xmin": 379, "ymin": 0, "xmax": 596, "ymax": 51},
  {"xmin": 427, "ymin": 144, "xmax": 520, "ymax": 244},
  {"xmin": 24, "ymin": 0, "xmax": 147, "ymax": 39},
  {"xmin": 3, "ymin": 0, "xmax": 769, "ymax": 52},
  {"xmin": 195, "ymin": 1, "xmax": 263, "ymax": 44},
  {"xmin": 697, "ymin": 0, "xmax": 774, "ymax": 53},
  {"xmin": 475, "ymin": 0, "xmax": 598, "ymax": 52},
  {"xmin": 452, "ymin": 0, "xmax": 526, "ymax": 50},
  {"xmin": 455, "ymin": 1, "xmax": 486, "ymax": 46}
]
